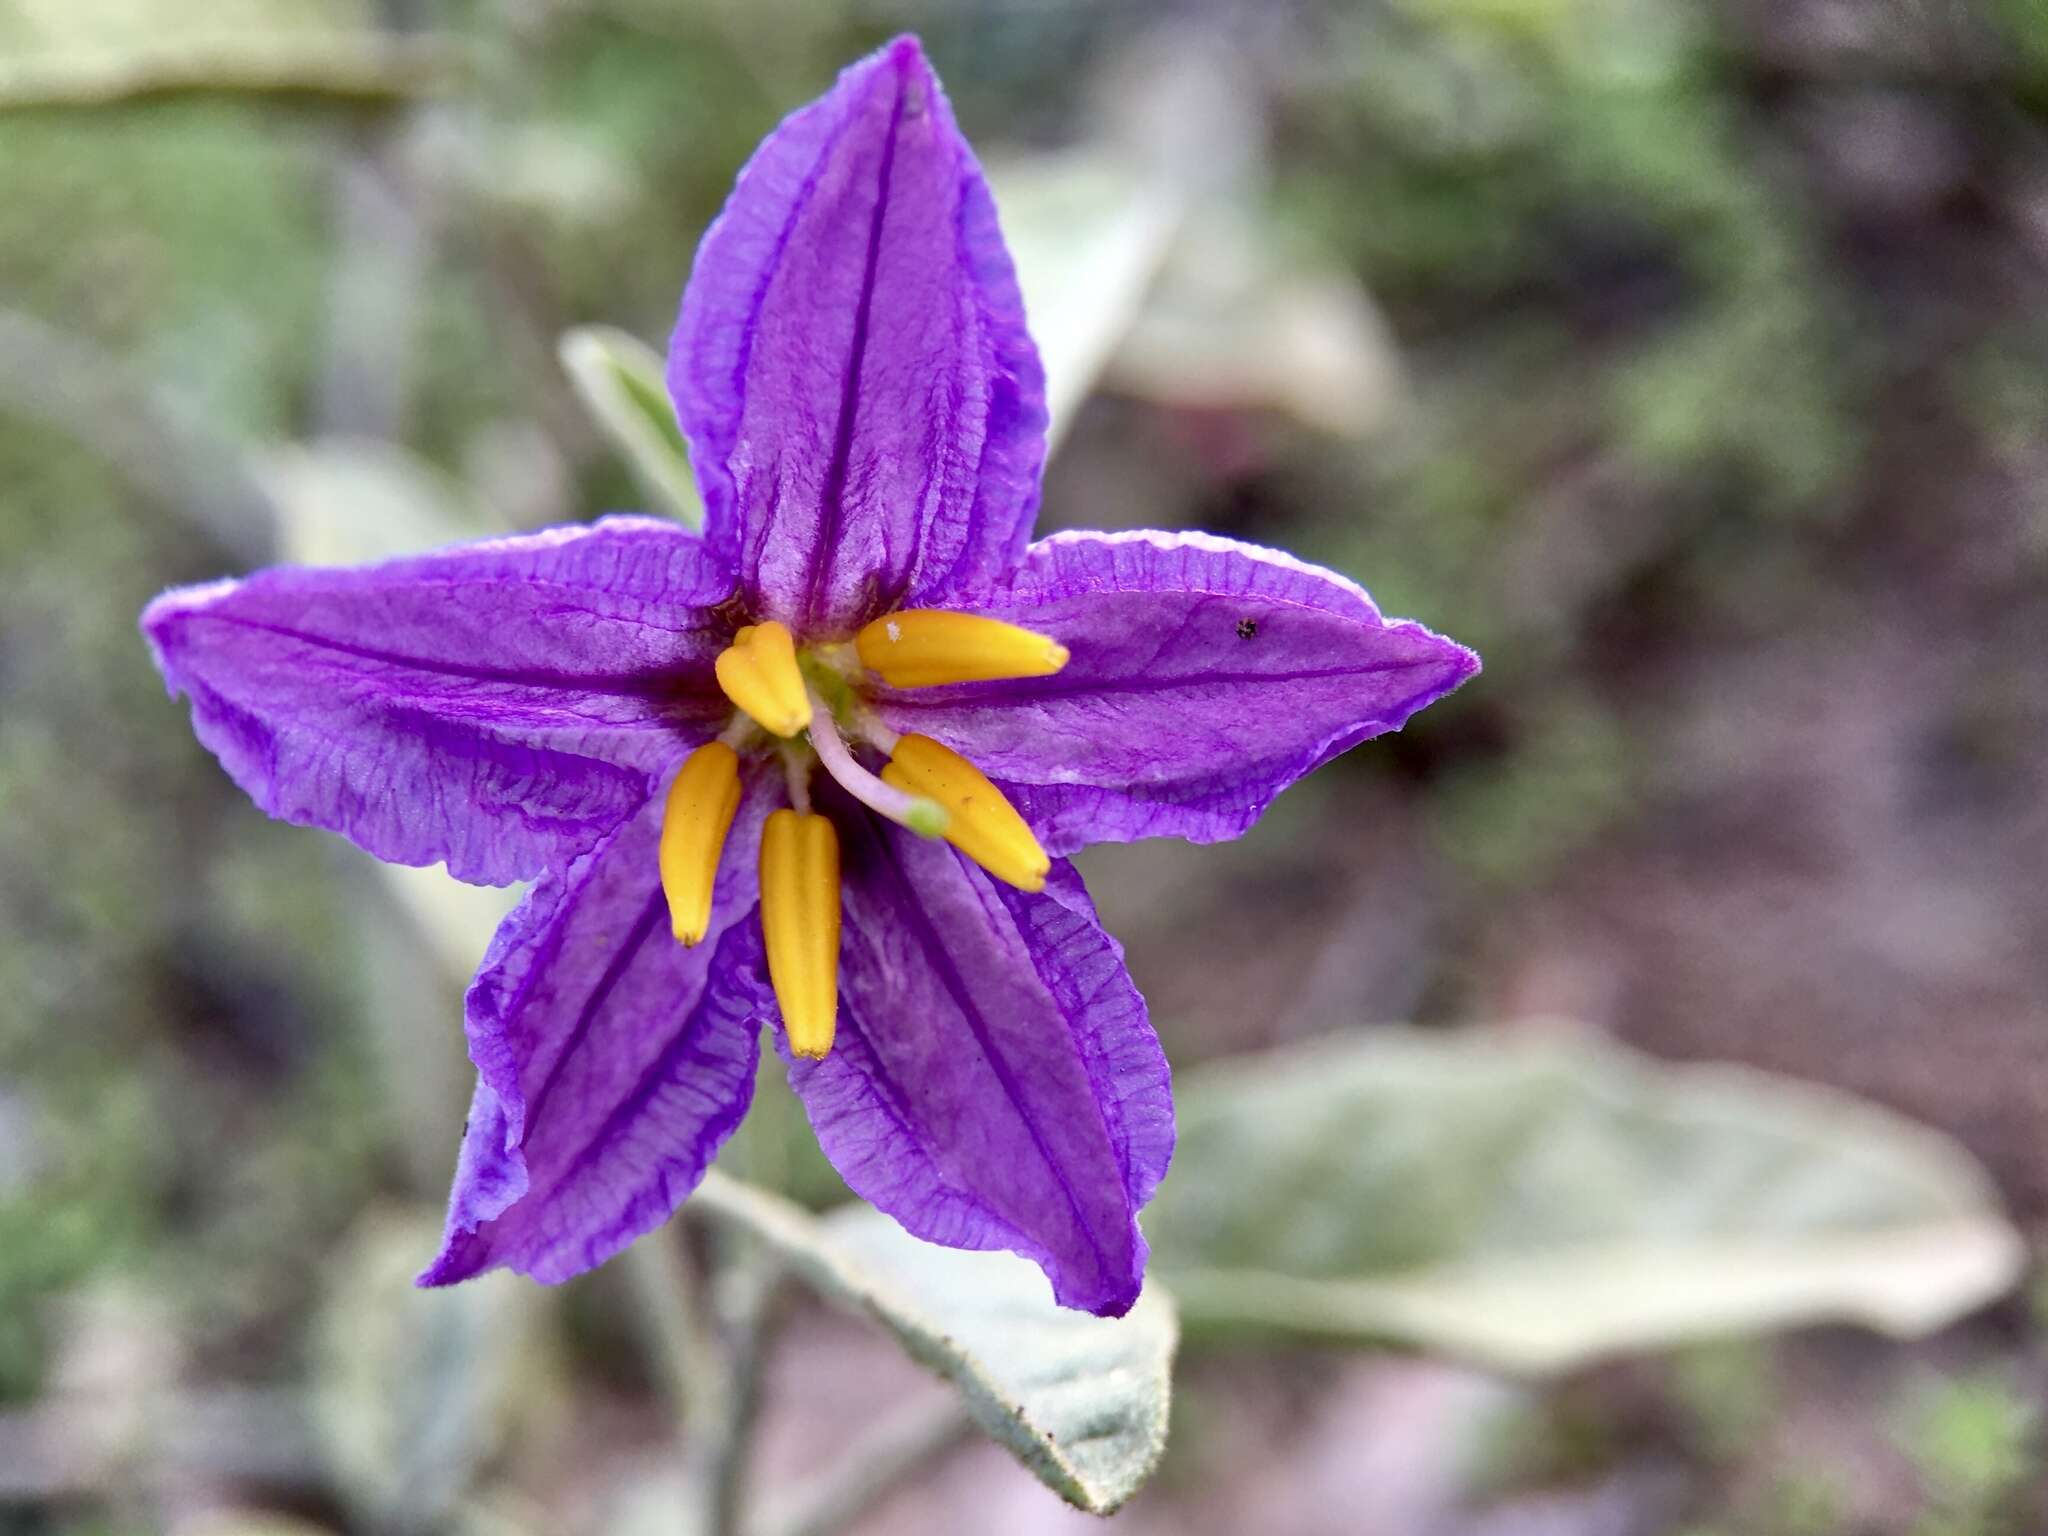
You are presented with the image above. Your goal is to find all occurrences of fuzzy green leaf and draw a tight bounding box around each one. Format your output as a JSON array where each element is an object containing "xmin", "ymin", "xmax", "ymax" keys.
[
  {"xmin": 991, "ymin": 153, "xmax": 1180, "ymax": 452},
  {"xmin": 557, "ymin": 325, "xmax": 702, "ymax": 528},
  {"xmin": 691, "ymin": 1173, "xmax": 1176, "ymax": 1513},
  {"xmin": 1147, "ymin": 1028, "xmax": 2024, "ymax": 1374},
  {"xmin": 312, "ymin": 1209, "xmax": 548, "ymax": 1530}
]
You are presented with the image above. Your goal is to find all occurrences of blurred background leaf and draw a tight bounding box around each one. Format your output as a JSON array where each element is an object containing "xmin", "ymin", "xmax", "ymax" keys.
[
  {"xmin": 264, "ymin": 437, "xmax": 485, "ymax": 565},
  {"xmin": 1149, "ymin": 1028, "xmax": 2024, "ymax": 1372},
  {"xmin": 169, "ymin": 1511, "xmax": 338, "ymax": 1536},
  {"xmin": 989, "ymin": 152, "xmax": 1182, "ymax": 452},
  {"xmin": 313, "ymin": 1208, "xmax": 555, "ymax": 1536},
  {"xmin": 556, "ymin": 325, "xmax": 703, "ymax": 527}
]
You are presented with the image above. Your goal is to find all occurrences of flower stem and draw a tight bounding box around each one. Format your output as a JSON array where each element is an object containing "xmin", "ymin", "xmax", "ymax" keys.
[
  {"xmin": 704, "ymin": 1247, "xmax": 780, "ymax": 1536},
  {"xmin": 751, "ymin": 1393, "xmax": 974, "ymax": 1536},
  {"xmin": 624, "ymin": 1224, "xmax": 730, "ymax": 1446},
  {"xmin": 627, "ymin": 1215, "xmax": 794, "ymax": 1536}
]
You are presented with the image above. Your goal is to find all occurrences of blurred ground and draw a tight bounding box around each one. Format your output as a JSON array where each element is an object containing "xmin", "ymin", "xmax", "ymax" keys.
[{"xmin": 3, "ymin": 0, "xmax": 2047, "ymax": 1532}]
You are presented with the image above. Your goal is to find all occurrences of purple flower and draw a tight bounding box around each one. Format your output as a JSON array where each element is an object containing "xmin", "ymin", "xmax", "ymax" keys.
[{"xmin": 141, "ymin": 36, "xmax": 1476, "ymax": 1318}]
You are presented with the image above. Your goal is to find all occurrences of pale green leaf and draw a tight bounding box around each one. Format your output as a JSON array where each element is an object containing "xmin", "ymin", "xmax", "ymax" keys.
[
  {"xmin": 312, "ymin": 1209, "xmax": 551, "ymax": 1530},
  {"xmin": 558, "ymin": 325, "xmax": 703, "ymax": 527},
  {"xmin": 259, "ymin": 437, "xmax": 483, "ymax": 568},
  {"xmin": 6, "ymin": 0, "xmax": 374, "ymax": 50},
  {"xmin": 690, "ymin": 1172, "xmax": 1177, "ymax": 1514},
  {"xmin": 1105, "ymin": 206, "xmax": 1404, "ymax": 436},
  {"xmin": 0, "ymin": 34, "xmax": 461, "ymax": 111},
  {"xmin": 1147, "ymin": 1028, "xmax": 2024, "ymax": 1374},
  {"xmin": 990, "ymin": 153, "xmax": 1181, "ymax": 453},
  {"xmin": 376, "ymin": 862, "xmax": 521, "ymax": 984},
  {"xmin": 170, "ymin": 1515, "xmax": 335, "ymax": 1536}
]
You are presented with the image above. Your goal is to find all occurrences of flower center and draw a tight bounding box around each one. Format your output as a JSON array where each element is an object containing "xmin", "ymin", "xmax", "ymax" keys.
[{"xmin": 656, "ymin": 610, "xmax": 1066, "ymax": 1058}]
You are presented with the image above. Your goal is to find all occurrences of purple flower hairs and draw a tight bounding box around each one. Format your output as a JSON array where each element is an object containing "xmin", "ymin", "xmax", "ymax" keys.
[{"xmin": 142, "ymin": 36, "xmax": 1476, "ymax": 1316}]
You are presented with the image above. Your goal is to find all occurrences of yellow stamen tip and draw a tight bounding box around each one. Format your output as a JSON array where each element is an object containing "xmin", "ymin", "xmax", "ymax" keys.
[
  {"xmin": 760, "ymin": 808, "xmax": 840, "ymax": 1059},
  {"xmin": 715, "ymin": 620, "xmax": 813, "ymax": 736},
  {"xmin": 659, "ymin": 742, "xmax": 743, "ymax": 946},
  {"xmin": 853, "ymin": 610, "xmax": 1070, "ymax": 689},
  {"xmin": 882, "ymin": 734, "xmax": 1050, "ymax": 892}
]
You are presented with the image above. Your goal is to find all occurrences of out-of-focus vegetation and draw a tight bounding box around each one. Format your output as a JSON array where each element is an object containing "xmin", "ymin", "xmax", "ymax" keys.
[{"xmin": 4, "ymin": 0, "xmax": 2048, "ymax": 1531}]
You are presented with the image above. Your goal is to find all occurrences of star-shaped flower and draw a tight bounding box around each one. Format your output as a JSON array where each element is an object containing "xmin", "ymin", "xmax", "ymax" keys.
[{"xmin": 142, "ymin": 36, "xmax": 1476, "ymax": 1316}]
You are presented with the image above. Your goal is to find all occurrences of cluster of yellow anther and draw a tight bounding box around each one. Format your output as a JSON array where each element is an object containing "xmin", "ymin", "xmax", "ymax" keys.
[{"xmin": 656, "ymin": 611, "xmax": 1067, "ymax": 1059}]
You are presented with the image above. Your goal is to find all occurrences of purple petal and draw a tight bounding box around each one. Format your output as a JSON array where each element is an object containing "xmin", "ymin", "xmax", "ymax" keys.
[
  {"xmin": 669, "ymin": 35, "xmax": 1047, "ymax": 635},
  {"xmin": 786, "ymin": 815, "xmax": 1171, "ymax": 1317},
  {"xmin": 142, "ymin": 516, "xmax": 736, "ymax": 885},
  {"xmin": 875, "ymin": 530, "xmax": 1480, "ymax": 854},
  {"xmin": 422, "ymin": 774, "xmax": 775, "ymax": 1285}
]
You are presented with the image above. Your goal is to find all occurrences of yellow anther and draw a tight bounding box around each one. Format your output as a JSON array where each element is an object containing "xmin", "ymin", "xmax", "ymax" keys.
[
  {"xmin": 658, "ymin": 742, "xmax": 743, "ymax": 946},
  {"xmin": 715, "ymin": 621, "xmax": 812, "ymax": 736},
  {"xmin": 760, "ymin": 809, "xmax": 841, "ymax": 1059},
  {"xmin": 853, "ymin": 610, "xmax": 1069, "ymax": 689},
  {"xmin": 882, "ymin": 734, "xmax": 1050, "ymax": 893}
]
